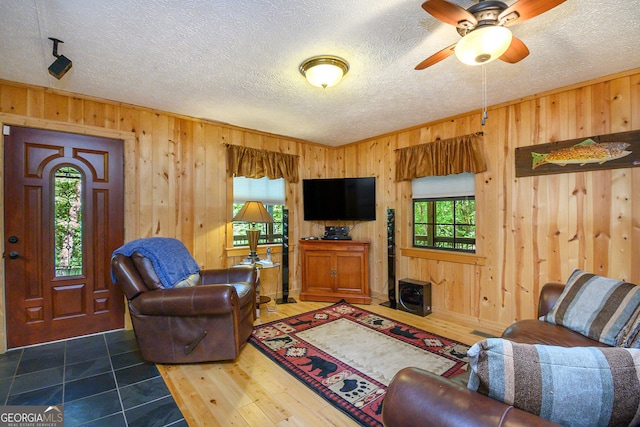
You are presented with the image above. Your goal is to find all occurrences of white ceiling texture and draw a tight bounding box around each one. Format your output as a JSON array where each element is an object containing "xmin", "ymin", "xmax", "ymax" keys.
[{"xmin": 0, "ymin": 0, "xmax": 639, "ymax": 146}]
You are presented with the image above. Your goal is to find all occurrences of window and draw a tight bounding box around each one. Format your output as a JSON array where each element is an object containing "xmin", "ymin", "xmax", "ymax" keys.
[
  {"xmin": 233, "ymin": 177, "xmax": 284, "ymax": 246},
  {"xmin": 54, "ymin": 166, "xmax": 83, "ymax": 277},
  {"xmin": 412, "ymin": 173, "xmax": 476, "ymax": 253}
]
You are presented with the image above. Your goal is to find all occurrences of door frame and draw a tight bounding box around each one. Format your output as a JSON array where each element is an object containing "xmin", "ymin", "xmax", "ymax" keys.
[{"xmin": 0, "ymin": 114, "xmax": 135, "ymax": 352}]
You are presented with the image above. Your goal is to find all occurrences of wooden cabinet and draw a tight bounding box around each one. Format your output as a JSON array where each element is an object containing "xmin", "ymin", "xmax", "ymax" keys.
[{"xmin": 299, "ymin": 240, "xmax": 370, "ymax": 304}]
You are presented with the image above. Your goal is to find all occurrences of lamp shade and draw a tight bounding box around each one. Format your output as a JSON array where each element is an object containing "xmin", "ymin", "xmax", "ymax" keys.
[
  {"xmin": 455, "ymin": 25, "xmax": 513, "ymax": 66},
  {"xmin": 233, "ymin": 201, "xmax": 273, "ymax": 224},
  {"xmin": 299, "ymin": 55, "xmax": 349, "ymax": 88}
]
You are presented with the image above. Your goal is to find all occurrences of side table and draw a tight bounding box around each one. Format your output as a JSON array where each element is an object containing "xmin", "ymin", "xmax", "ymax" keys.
[{"xmin": 235, "ymin": 261, "xmax": 280, "ymax": 317}]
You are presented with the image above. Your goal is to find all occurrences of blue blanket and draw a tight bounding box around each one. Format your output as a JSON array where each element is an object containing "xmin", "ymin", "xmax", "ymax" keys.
[{"xmin": 112, "ymin": 237, "xmax": 200, "ymax": 288}]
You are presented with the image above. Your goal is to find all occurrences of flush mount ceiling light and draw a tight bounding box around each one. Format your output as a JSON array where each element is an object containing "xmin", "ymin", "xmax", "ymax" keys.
[
  {"xmin": 299, "ymin": 55, "xmax": 349, "ymax": 88},
  {"xmin": 454, "ymin": 25, "xmax": 513, "ymax": 66},
  {"xmin": 48, "ymin": 37, "xmax": 73, "ymax": 79}
]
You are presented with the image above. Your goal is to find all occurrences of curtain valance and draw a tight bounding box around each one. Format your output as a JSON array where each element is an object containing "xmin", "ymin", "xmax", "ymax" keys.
[
  {"xmin": 227, "ymin": 145, "xmax": 299, "ymax": 183},
  {"xmin": 395, "ymin": 134, "xmax": 487, "ymax": 181}
]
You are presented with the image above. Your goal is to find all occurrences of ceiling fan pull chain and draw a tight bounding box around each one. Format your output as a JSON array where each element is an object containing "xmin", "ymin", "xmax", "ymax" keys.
[{"xmin": 481, "ymin": 65, "xmax": 488, "ymax": 126}]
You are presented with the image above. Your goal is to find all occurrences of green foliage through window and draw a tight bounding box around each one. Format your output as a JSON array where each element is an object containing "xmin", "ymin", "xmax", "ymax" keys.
[
  {"xmin": 413, "ymin": 196, "xmax": 476, "ymax": 252},
  {"xmin": 232, "ymin": 204, "xmax": 283, "ymax": 246},
  {"xmin": 54, "ymin": 166, "xmax": 83, "ymax": 277}
]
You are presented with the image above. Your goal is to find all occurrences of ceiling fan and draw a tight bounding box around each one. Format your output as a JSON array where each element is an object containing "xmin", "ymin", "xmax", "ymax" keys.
[{"xmin": 415, "ymin": 0, "xmax": 566, "ymax": 70}]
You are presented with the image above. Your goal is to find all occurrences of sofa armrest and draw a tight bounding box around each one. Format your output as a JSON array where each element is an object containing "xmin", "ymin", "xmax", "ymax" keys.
[
  {"xmin": 200, "ymin": 265, "xmax": 256, "ymax": 286},
  {"xmin": 382, "ymin": 367, "xmax": 559, "ymax": 427},
  {"xmin": 130, "ymin": 284, "xmax": 238, "ymax": 316},
  {"xmin": 537, "ymin": 283, "xmax": 565, "ymax": 318}
]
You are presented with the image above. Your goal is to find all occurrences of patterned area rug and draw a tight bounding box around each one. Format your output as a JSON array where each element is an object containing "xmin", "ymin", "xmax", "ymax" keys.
[{"xmin": 249, "ymin": 302, "xmax": 469, "ymax": 427}]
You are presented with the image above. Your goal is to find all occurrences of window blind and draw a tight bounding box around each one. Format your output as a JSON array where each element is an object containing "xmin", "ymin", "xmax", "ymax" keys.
[
  {"xmin": 233, "ymin": 177, "xmax": 285, "ymax": 205},
  {"xmin": 412, "ymin": 172, "xmax": 475, "ymax": 198}
]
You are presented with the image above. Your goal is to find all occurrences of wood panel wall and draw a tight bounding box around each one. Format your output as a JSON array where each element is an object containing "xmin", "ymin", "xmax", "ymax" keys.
[
  {"xmin": 341, "ymin": 69, "xmax": 640, "ymax": 331},
  {"xmin": 1, "ymin": 68, "xmax": 639, "ymax": 347}
]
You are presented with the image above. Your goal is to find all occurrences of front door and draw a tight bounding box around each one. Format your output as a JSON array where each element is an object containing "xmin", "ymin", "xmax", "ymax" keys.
[{"xmin": 4, "ymin": 126, "xmax": 125, "ymax": 348}]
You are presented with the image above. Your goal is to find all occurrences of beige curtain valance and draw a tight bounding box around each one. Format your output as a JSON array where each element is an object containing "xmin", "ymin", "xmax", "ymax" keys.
[
  {"xmin": 227, "ymin": 145, "xmax": 299, "ymax": 183},
  {"xmin": 395, "ymin": 134, "xmax": 487, "ymax": 181}
]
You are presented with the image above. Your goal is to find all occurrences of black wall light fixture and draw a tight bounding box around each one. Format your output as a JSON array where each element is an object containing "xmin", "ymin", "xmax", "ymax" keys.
[{"xmin": 48, "ymin": 37, "xmax": 72, "ymax": 79}]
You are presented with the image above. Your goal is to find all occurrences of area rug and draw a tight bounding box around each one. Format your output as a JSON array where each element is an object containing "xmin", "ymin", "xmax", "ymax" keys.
[{"xmin": 249, "ymin": 301, "xmax": 470, "ymax": 427}]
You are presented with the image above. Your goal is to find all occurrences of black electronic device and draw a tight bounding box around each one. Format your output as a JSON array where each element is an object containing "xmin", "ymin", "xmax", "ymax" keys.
[
  {"xmin": 303, "ymin": 177, "xmax": 376, "ymax": 221},
  {"xmin": 398, "ymin": 279, "xmax": 432, "ymax": 317},
  {"xmin": 386, "ymin": 208, "xmax": 397, "ymax": 309},
  {"xmin": 47, "ymin": 38, "xmax": 72, "ymax": 80},
  {"xmin": 321, "ymin": 226, "xmax": 351, "ymax": 240},
  {"xmin": 277, "ymin": 207, "xmax": 295, "ymax": 304}
]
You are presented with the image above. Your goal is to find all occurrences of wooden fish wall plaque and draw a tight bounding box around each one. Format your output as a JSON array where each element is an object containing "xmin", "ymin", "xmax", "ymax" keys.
[{"xmin": 515, "ymin": 129, "xmax": 640, "ymax": 177}]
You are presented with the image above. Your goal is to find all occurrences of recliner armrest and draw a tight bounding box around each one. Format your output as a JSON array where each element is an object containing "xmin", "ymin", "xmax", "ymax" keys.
[
  {"xmin": 382, "ymin": 367, "xmax": 559, "ymax": 427},
  {"xmin": 537, "ymin": 283, "xmax": 565, "ymax": 318},
  {"xmin": 130, "ymin": 284, "xmax": 238, "ymax": 316}
]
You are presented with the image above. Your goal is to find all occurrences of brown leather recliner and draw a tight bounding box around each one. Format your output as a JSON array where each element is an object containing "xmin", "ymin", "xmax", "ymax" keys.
[{"xmin": 111, "ymin": 253, "xmax": 257, "ymax": 364}]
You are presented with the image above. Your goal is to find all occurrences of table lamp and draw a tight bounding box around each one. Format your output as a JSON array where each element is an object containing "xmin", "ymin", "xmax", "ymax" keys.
[{"xmin": 233, "ymin": 201, "xmax": 273, "ymax": 263}]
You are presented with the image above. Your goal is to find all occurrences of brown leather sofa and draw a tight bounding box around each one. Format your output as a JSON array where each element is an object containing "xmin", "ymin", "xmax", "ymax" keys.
[
  {"xmin": 111, "ymin": 253, "xmax": 257, "ymax": 364},
  {"xmin": 382, "ymin": 283, "xmax": 606, "ymax": 427}
]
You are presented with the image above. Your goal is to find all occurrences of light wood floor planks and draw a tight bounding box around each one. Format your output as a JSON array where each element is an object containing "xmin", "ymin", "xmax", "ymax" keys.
[{"xmin": 157, "ymin": 297, "xmax": 503, "ymax": 426}]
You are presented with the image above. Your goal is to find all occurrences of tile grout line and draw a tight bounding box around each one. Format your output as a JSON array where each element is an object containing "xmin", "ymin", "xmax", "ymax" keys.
[
  {"xmin": 104, "ymin": 333, "xmax": 129, "ymax": 426},
  {"xmin": 3, "ymin": 349, "xmax": 24, "ymax": 405},
  {"xmin": 62, "ymin": 341, "xmax": 67, "ymax": 407}
]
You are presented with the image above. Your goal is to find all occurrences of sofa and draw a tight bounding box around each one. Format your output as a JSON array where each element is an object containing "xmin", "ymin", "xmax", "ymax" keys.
[{"xmin": 382, "ymin": 271, "xmax": 640, "ymax": 427}]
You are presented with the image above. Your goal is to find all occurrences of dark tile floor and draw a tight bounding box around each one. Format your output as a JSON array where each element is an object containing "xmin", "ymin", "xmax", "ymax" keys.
[{"xmin": 0, "ymin": 329, "xmax": 187, "ymax": 427}]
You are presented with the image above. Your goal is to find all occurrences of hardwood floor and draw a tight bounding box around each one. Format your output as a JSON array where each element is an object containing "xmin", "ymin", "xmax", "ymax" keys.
[{"xmin": 157, "ymin": 297, "xmax": 502, "ymax": 427}]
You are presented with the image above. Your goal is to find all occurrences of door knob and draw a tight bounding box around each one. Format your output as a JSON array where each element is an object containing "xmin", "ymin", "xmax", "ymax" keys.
[{"xmin": 8, "ymin": 251, "xmax": 20, "ymax": 259}]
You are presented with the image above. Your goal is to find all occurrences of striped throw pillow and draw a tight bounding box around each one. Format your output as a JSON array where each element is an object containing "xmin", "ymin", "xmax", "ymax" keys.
[
  {"xmin": 544, "ymin": 269, "xmax": 640, "ymax": 346},
  {"xmin": 467, "ymin": 338, "xmax": 640, "ymax": 426}
]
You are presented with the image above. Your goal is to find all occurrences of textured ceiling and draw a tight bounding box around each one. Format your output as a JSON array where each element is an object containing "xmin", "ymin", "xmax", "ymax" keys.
[{"xmin": 1, "ymin": 0, "xmax": 639, "ymax": 146}]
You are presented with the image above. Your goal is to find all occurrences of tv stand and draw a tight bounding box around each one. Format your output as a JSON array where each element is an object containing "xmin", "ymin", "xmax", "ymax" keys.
[{"xmin": 299, "ymin": 240, "xmax": 370, "ymax": 304}]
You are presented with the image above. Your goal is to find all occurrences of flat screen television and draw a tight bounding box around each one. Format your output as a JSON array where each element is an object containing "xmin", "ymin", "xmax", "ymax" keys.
[{"xmin": 303, "ymin": 177, "xmax": 376, "ymax": 221}]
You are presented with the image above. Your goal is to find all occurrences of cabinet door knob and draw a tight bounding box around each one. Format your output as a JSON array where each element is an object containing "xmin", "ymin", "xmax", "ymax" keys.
[{"xmin": 331, "ymin": 269, "xmax": 337, "ymax": 277}]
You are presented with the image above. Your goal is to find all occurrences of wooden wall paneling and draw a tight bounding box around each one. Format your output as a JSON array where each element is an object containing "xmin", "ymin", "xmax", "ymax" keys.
[
  {"xmin": 192, "ymin": 123, "xmax": 207, "ymax": 266},
  {"xmin": 177, "ymin": 119, "xmax": 195, "ymax": 250},
  {"xmin": 631, "ymin": 75, "xmax": 640, "ymax": 284},
  {"xmin": 123, "ymin": 108, "xmax": 140, "ymax": 241},
  {"xmin": 542, "ymin": 92, "xmax": 564, "ymax": 282},
  {"xmin": 69, "ymin": 96, "xmax": 84, "ymax": 125},
  {"xmin": 0, "ymin": 69, "xmax": 639, "ymax": 334},
  {"xmin": 590, "ymin": 81, "xmax": 611, "ymax": 136},
  {"xmin": 632, "ymin": 74, "xmax": 640, "ymax": 128},
  {"xmin": 150, "ymin": 113, "xmax": 171, "ymax": 236},
  {"xmin": 43, "ymin": 92, "xmax": 70, "ymax": 122},
  {"xmin": 0, "ymin": 85, "xmax": 27, "ymax": 115},
  {"xmin": 610, "ymin": 77, "xmax": 632, "ymax": 133},
  {"xmin": 104, "ymin": 104, "xmax": 118, "ymax": 130},
  {"xmin": 118, "ymin": 106, "xmax": 137, "ymax": 134},
  {"xmin": 575, "ymin": 85, "xmax": 592, "ymax": 136},
  {"xmin": 509, "ymin": 103, "xmax": 535, "ymax": 321},
  {"xmin": 26, "ymin": 88, "xmax": 44, "ymax": 118},
  {"xmin": 633, "ymin": 167, "xmax": 640, "ymax": 284},
  {"xmin": 209, "ymin": 125, "xmax": 228, "ymax": 268},
  {"xmin": 83, "ymin": 99, "xmax": 106, "ymax": 128},
  {"xmin": 136, "ymin": 110, "xmax": 154, "ymax": 237},
  {"xmin": 592, "ymin": 170, "xmax": 613, "ymax": 276},
  {"xmin": 608, "ymin": 77, "xmax": 634, "ymax": 280}
]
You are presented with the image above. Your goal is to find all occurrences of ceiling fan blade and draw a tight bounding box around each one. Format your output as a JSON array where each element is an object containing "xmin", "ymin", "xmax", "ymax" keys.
[
  {"xmin": 415, "ymin": 43, "xmax": 457, "ymax": 70},
  {"xmin": 499, "ymin": 0, "xmax": 566, "ymax": 26},
  {"xmin": 422, "ymin": 0, "xmax": 477, "ymax": 28},
  {"xmin": 499, "ymin": 36, "xmax": 530, "ymax": 63}
]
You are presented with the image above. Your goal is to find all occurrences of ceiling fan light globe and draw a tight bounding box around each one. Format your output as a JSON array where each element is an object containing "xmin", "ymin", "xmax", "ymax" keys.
[{"xmin": 455, "ymin": 25, "xmax": 513, "ymax": 66}]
